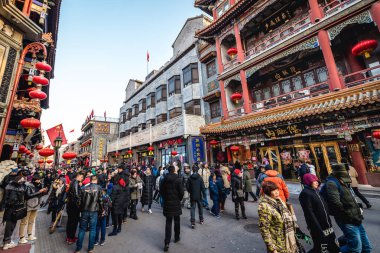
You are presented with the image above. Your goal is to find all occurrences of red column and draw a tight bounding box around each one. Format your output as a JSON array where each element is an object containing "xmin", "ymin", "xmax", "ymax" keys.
[
  {"xmin": 371, "ymin": 1, "xmax": 380, "ymax": 32},
  {"xmin": 348, "ymin": 143, "xmax": 369, "ymax": 185},
  {"xmin": 22, "ymin": 0, "xmax": 32, "ymax": 16},
  {"xmin": 308, "ymin": 0, "xmax": 324, "ymax": 23},
  {"xmin": 229, "ymin": 0, "xmax": 236, "ymax": 5},
  {"xmin": 233, "ymin": 23, "xmax": 252, "ymax": 113},
  {"xmin": 215, "ymin": 37, "xmax": 229, "ymax": 119},
  {"xmin": 226, "ymin": 147, "xmax": 232, "ymax": 162},
  {"xmin": 213, "ymin": 9, "xmax": 217, "ymax": 20},
  {"xmin": 318, "ymin": 30, "xmax": 344, "ymax": 91}
]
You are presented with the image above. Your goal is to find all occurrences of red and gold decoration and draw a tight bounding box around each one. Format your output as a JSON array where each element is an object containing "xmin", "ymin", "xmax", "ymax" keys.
[
  {"xmin": 20, "ymin": 117, "xmax": 41, "ymax": 134},
  {"xmin": 36, "ymin": 144, "xmax": 43, "ymax": 150},
  {"xmin": 230, "ymin": 145, "xmax": 239, "ymax": 156},
  {"xmin": 171, "ymin": 150, "xmax": 178, "ymax": 156},
  {"xmin": 38, "ymin": 159, "xmax": 44, "ymax": 164},
  {"xmin": 373, "ymin": 130, "xmax": 380, "ymax": 139},
  {"xmin": 227, "ymin": 47, "xmax": 238, "ymax": 60},
  {"xmin": 35, "ymin": 61, "xmax": 52, "ymax": 73},
  {"xmin": 209, "ymin": 140, "xmax": 219, "ymax": 148},
  {"xmin": 126, "ymin": 149, "xmax": 133, "ymax": 158},
  {"xmin": 148, "ymin": 146, "xmax": 154, "ymax": 156},
  {"xmin": 29, "ymin": 89, "xmax": 47, "ymax": 100},
  {"xmin": 352, "ymin": 40, "xmax": 378, "ymax": 59},
  {"xmin": 46, "ymin": 159, "xmax": 53, "ymax": 164},
  {"xmin": 39, "ymin": 148, "xmax": 54, "ymax": 158},
  {"xmin": 18, "ymin": 145, "xmax": 27, "ymax": 154},
  {"xmin": 230, "ymin": 92, "xmax": 242, "ymax": 104},
  {"xmin": 62, "ymin": 152, "xmax": 77, "ymax": 160}
]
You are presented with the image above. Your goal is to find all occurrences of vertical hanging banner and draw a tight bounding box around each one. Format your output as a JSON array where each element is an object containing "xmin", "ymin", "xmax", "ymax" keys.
[{"xmin": 191, "ymin": 137, "xmax": 205, "ymax": 163}]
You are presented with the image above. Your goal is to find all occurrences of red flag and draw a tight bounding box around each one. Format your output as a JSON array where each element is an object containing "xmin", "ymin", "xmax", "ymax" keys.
[
  {"xmin": 147, "ymin": 51, "xmax": 150, "ymax": 62},
  {"xmin": 90, "ymin": 109, "xmax": 94, "ymax": 118},
  {"xmin": 69, "ymin": 129, "xmax": 74, "ymax": 133},
  {"xmin": 46, "ymin": 124, "xmax": 68, "ymax": 147},
  {"xmin": 104, "ymin": 111, "xmax": 107, "ymax": 120}
]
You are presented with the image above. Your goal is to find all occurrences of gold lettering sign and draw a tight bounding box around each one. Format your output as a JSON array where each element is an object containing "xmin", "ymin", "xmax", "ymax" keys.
[
  {"xmin": 263, "ymin": 10, "xmax": 293, "ymax": 33},
  {"xmin": 95, "ymin": 122, "xmax": 110, "ymax": 134},
  {"xmin": 274, "ymin": 65, "xmax": 301, "ymax": 81},
  {"xmin": 264, "ymin": 124, "xmax": 305, "ymax": 138}
]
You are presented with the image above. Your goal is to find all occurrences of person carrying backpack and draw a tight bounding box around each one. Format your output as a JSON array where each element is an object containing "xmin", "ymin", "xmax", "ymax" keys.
[
  {"xmin": 261, "ymin": 165, "xmax": 289, "ymax": 203},
  {"xmin": 323, "ymin": 164, "xmax": 372, "ymax": 253}
]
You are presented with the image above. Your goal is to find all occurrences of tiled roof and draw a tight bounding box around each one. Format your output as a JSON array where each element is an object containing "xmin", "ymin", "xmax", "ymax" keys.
[{"xmin": 200, "ymin": 82, "xmax": 380, "ymax": 134}]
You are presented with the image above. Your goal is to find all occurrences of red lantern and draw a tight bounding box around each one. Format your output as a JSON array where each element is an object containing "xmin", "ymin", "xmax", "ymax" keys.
[
  {"xmin": 100, "ymin": 159, "xmax": 105, "ymax": 163},
  {"xmin": 209, "ymin": 140, "xmax": 218, "ymax": 148},
  {"xmin": 231, "ymin": 92, "xmax": 243, "ymax": 104},
  {"xmin": 29, "ymin": 153, "xmax": 34, "ymax": 158},
  {"xmin": 35, "ymin": 61, "xmax": 52, "ymax": 72},
  {"xmin": 230, "ymin": 145, "xmax": 239, "ymax": 155},
  {"xmin": 20, "ymin": 118, "xmax": 41, "ymax": 133},
  {"xmin": 26, "ymin": 87, "xmax": 36, "ymax": 93},
  {"xmin": 373, "ymin": 130, "xmax": 380, "ymax": 139},
  {"xmin": 127, "ymin": 150, "xmax": 133, "ymax": 155},
  {"xmin": 171, "ymin": 151, "xmax": 178, "ymax": 156},
  {"xmin": 46, "ymin": 159, "xmax": 53, "ymax": 164},
  {"xmin": 38, "ymin": 159, "xmax": 44, "ymax": 164},
  {"xmin": 29, "ymin": 90, "xmax": 47, "ymax": 100},
  {"xmin": 32, "ymin": 75, "xmax": 49, "ymax": 86},
  {"xmin": 352, "ymin": 40, "xmax": 378, "ymax": 59},
  {"xmin": 36, "ymin": 144, "xmax": 43, "ymax": 150},
  {"xmin": 148, "ymin": 146, "xmax": 154, "ymax": 151},
  {"xmin": 18, "ymin": 145, "xmax": 27, "ymax": 153},
  {"xmin": 26, "ymin": 150, "xmax": 31, "ymax": 155},
  {"xmin": 62, "ymin": 152, "xmax": 77, "ymax": 160},
  {"xmin": 39, "ymin": 148, "xmax": 54, "ymax": 157},
  {"xmin": 227, "ymin": 47, "xmax": 238, "ymax": 59},
  {"xmin": 115, "ymin": 152, "xmax": 120, "ymax": 157}
]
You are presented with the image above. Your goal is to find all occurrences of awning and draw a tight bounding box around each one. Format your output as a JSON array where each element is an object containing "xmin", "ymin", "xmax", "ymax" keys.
[{"xmin": 200, "ymin": 81, "xmax": 380, "ymax": 134}]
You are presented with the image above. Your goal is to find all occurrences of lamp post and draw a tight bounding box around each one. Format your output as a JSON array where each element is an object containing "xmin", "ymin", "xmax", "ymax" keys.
[{"xmin": 54, "ymin": 134, "xmax": 62, "ymax": 169}]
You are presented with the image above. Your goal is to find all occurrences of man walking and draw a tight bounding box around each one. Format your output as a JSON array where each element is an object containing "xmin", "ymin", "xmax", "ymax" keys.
[
  {"xmin": 66, "ymin": 172, "xmax": 84, "ymax": 244},
  {"xmin": 187, "ymin": 165, "xmax": 205, "ymax": 228},
  {"xmin": 160, "ymin": 165, "xmax": 184, "ymax": 252},
  {"xmin": 199, "ymin": 163, "xmax": 210, "ymax": 210},
  {"xmin": 75, "ymin": 176, "xmax": 103, "ymax": 253},
  {"xmin": 325, "ymin": 164, "xmax": 372, "ymax": 253}
]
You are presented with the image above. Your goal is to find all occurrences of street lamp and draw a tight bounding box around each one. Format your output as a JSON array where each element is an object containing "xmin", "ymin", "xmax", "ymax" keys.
[{"xmin": 54, "ymin": 134, "xmax": 62, "ymax": 168}]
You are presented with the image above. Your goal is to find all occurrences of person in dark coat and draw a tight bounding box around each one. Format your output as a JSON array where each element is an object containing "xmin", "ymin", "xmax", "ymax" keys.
[
  {"xmin": 109, "ymin": 175, "xmax": 130, "ymax": 236},
  {"xmin": 231, "ymin": 169, "xmax": 247, "ymax": 220},
  {"xmin": 186, "ymin": 165, "xmax": 205, "ymax": 228},
  {"xmin": 66, "ymin": 172, "xmax": 84, "ymax": 244},
  {"xmin": 141, "ymin": 168, "xmax": 154, "ymax": 213},
  {"xmin": 299, "ymin": 174, "xmax": 340, "ymax": 253},
  {"xmin": 160, "ymin": 165, "xmax": 184, "ymax": 252},
  {"xmin": 209, "ymin": 172, "xmax": 223, "ymax": 217}
]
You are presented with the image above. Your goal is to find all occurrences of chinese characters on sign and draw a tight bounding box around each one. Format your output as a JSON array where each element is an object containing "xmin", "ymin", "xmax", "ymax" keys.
[
  {"xmin": 263, "ymin": 125, "xmax": 305, "ymax": 138},
  {"xmin": 262, "ymin": 10, "xmax": 293, "ymax": 33},
  {"xmin": 95, "ymin": 122, "xmax": 110, "ymax": 134},
  {"xmin": 98, "ymin": 138, "xmax": 105, "ymax": 160},
  {"xmin": 273, "ymin": 66, "xmax": 301, "ymax": 81},
  {"xmin": 191, "ymin": 137, "xmax": 205, "ymax": 163}
]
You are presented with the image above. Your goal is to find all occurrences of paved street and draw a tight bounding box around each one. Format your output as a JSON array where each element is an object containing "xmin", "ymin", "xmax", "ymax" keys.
[{"xmin": 31, "ymin": 194, "xmax": 380, "ymax": 253}]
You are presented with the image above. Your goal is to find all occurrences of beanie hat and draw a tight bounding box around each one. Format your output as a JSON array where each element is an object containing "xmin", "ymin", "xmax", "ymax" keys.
[
  {"xmin": 265, "ymin": 164, "xmax": 272, "ymax": 171},
  {"xmin": 234, "ymin": 169, "xmax": 241, "ymax": 175},
  {"xmin": 303, "ymin": 173, "xmax": 320, "ymax": 187}
]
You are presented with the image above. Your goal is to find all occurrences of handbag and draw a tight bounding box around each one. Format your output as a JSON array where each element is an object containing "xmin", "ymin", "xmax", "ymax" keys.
[
  {"xmin": 236, "ymin": 189, "xmax": 244, "ymax": 198},
  {"xmin": 13, "ymin": 205, "xmax": 27, "ymax": 220}
]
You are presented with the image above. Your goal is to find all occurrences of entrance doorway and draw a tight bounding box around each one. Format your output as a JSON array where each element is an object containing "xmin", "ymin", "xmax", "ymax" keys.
[{"xmin": 259, "ymin": 141, "xmax": 341, "ymax": 180}]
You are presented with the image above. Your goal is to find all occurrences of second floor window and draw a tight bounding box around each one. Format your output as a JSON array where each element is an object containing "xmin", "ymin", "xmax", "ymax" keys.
[
  {"xmin": 206, "ymin": 60, "xmax": 217, "ymax": 78},
  {"xmin": 156, "ymin": 85, "xmax": 167, "ymax": 103},
  {"xmin": 122, "ymin": 112, "xmax": 126, "ymax": 123},
  {"xmin": 210, "ymin": 100, "xmax": 221, "ymax": 119},
  {"xmin": 183, "ymin": 63, "xmax": 199, "ymax": 87},
  {"xmin": 127, "ymin": 109, "xmax": 132, "ymax": 120},
  {"xmin": 146, "ymin": 93, "xmax": 155, "ymax": 108},
  {"xmin": 139, "ymin": 98, "xmax": 146, "ymax": 113},
  {"xmin": 169, "ymin": 107, "xmax": 182, "ymax": 119},
  {"xmin": 156, "ymin": 113, "xmax": 168, "ymax": 124},
  {"xmin": 147, "ymin": 119, "xmax": 156, "ymax": 127},
  {"xmin": 132, "ymin": 104, "xmax": 139, "ymax": 117},
  {"xmin": 185, "ymin": 100, "xmax": 201, "ymax": 115},
  {"xmin": 168, "ymin": 76, "xmax": 181, "ymax": 96}
]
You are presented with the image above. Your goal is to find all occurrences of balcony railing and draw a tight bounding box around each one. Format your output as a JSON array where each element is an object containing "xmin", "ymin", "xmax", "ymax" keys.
[
  {"xmin": 322, "ymin": 0, "xmax": 358, "ymax": 17},
  {"xmin": 245, "ymin": 14, "xmax": 312, "ymax": 60},
  {"xmin": 226, "ymin": 65, "xmax": 380, "ymax": 119}
]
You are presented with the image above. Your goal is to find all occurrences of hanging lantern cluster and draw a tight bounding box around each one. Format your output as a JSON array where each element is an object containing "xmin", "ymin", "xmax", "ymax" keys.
[
  {"xmin": 39, "ymin": 147, "xmax": 54, "ymax": 158},
  {"xmin": 352, "ymin": 40, "xmax": 378, "ymax": 59},
  {"xmin": 231, "ymin": 92, "xmax": 243, "ymax": 104},
  {"xmin": 373, "ymin": 130, "xmax": 380, "ymax": 139},
  {"xmin": 148, "ymin": 146, "xmax": 154, "ymax": 156},
  {"xmin": 209, "ymin": 140, "xmax": 219, "ymax": 148},
  {"xmin": 230, "ymin": 145, "xmax": 240, "ymax": 156},
  {"xmin": 227, "ymin": 47, "xmax": 238, "ymax": 60},
  {"xmin": 20, "ymin": 117, "xmax": 41, "ymax": 134},
  {"xmin": 28, "ymin": 60, "xmax": 52, "ymax": 103}
]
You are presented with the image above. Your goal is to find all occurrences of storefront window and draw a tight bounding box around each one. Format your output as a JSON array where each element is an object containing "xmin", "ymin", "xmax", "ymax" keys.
[{"xmin": 160, "ymin": 145, "xmax": 187, "ymax": 166}]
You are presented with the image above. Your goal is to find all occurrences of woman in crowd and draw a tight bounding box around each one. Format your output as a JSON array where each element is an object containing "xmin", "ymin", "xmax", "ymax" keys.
[
  {"xmin": 47, "ymin": 177, "xmax": 66, "ymax": 229},
  {"xmin": 95, "ymin": 188, "xmax": 112, "ymax": 245},
  {"xmin": 220, "ymin": 165, "xmax": 230, "ymax": 212},
  {"xmin": 141, "ymin": 167, "xmax": 154, "ymax": 214},
  {"xmin": 231, "ymin": 169, "xmax": 246, "ymax": 220},
  {"xmin": 109, "ymin": 175, "xmax": 129, "ymax": 236},
  {"xmin": 299, "ymin": 174, "xmax": 340, "ymax": 253},
  {"xmin": 129, "ymin": 170, "xmax": 142, "ymax": 220},
  {"xmin": 209, "ymin": 172, "xmax": 223, "ymax": 218},
  {"xmin": 258, "ymin": 181, "xmax": 300, "ymax": 253}
]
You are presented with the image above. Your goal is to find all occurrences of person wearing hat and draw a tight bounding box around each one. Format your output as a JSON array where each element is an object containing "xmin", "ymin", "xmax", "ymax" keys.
[
  {"xmin": 325, "ymin": 163, "xmax": 372, "ymax": 253},
  {"xmin": 231, "ymin": 169, "xmax": 247, "ymax": 220},
  {"xmin": 299, "ymin": 174, "xmax": 340, "ymax": 253},
  {"xmin": 261, "ymin": 165, "xmax": 289, "ymax": 203}
]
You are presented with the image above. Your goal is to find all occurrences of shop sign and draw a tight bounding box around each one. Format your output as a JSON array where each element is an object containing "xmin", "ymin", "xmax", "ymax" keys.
[
  {"xmin": 264, "ymin": 124, "xmax": 305, "ymax": 138},
  {"xmin": 191, "ymin": 137, "xmax": 205, "ymax": 163},
  {"xmin": 95, "ymin": 122, "xmax": 110, "ymax": 134},
  {"xmin": 262, "ymin": 9, "xmax": 293, "ymax": 34}
]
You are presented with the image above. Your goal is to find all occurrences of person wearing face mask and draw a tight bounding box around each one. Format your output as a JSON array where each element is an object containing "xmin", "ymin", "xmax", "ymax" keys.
[
  {"xmin": 2, "ymin": 172, "xmax": 46, "ymax": 250},
  {"xmin": 19, "ymin": 174, "xmax": 48, "ymax": 244}
]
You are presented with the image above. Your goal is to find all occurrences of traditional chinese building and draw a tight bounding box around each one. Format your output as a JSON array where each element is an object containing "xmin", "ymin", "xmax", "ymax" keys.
[
  {"xmin": 196, "ymin": 0, "xmax": 380, "ymax": 185},
  {"xmin": 107, "ymin": 16, "xmax": 211, "ymax": 167},
  {"xmin": 0, "ymin": 0, "xmax": 62, "ymax": 163},
  {"xmin": 78, "ymin": 115, "xmax": 119, "ymax": 167}
]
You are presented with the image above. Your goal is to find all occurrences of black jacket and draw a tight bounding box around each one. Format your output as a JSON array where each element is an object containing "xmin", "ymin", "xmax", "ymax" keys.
[
  {"xmin": 160, "ymin": 173, "xmax": 184, "ymax": 217},
  {"xmin": 186, "ymin": 173, "xmax": 205, "ymax": 201},
  {"xmin": 326, "ymin": 176, "xmax": 363, "ymax": 225},
  {"xmin": 299, "ymin": 186, "xmax": 335, "ymax": 238},
  {"xmin": 66, "ymin": 180, "xmax": 82, "ymax": 210},
  {"xmin": 80, "ymin": 183, "xmax": 103, "ymax": 212},
  {"xmin": 97, "ymin": 174, "xmax": 107, "ymax": 189},
  {"xmin": 111, "ymin": 184, "xmax": 130, "ymax": 215},
  {"xmin": 231, "ymin": 174, "xmax": 243, "ymax": 201},
  {"xmin": 141, "ymin": 174, "xmax": 154, "ymax": 205}
]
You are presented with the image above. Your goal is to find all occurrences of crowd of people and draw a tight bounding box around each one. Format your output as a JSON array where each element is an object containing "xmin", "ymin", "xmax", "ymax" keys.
[{"xmin": 0, "ymin": 158, "xmax": 373, "ymax": 253}]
